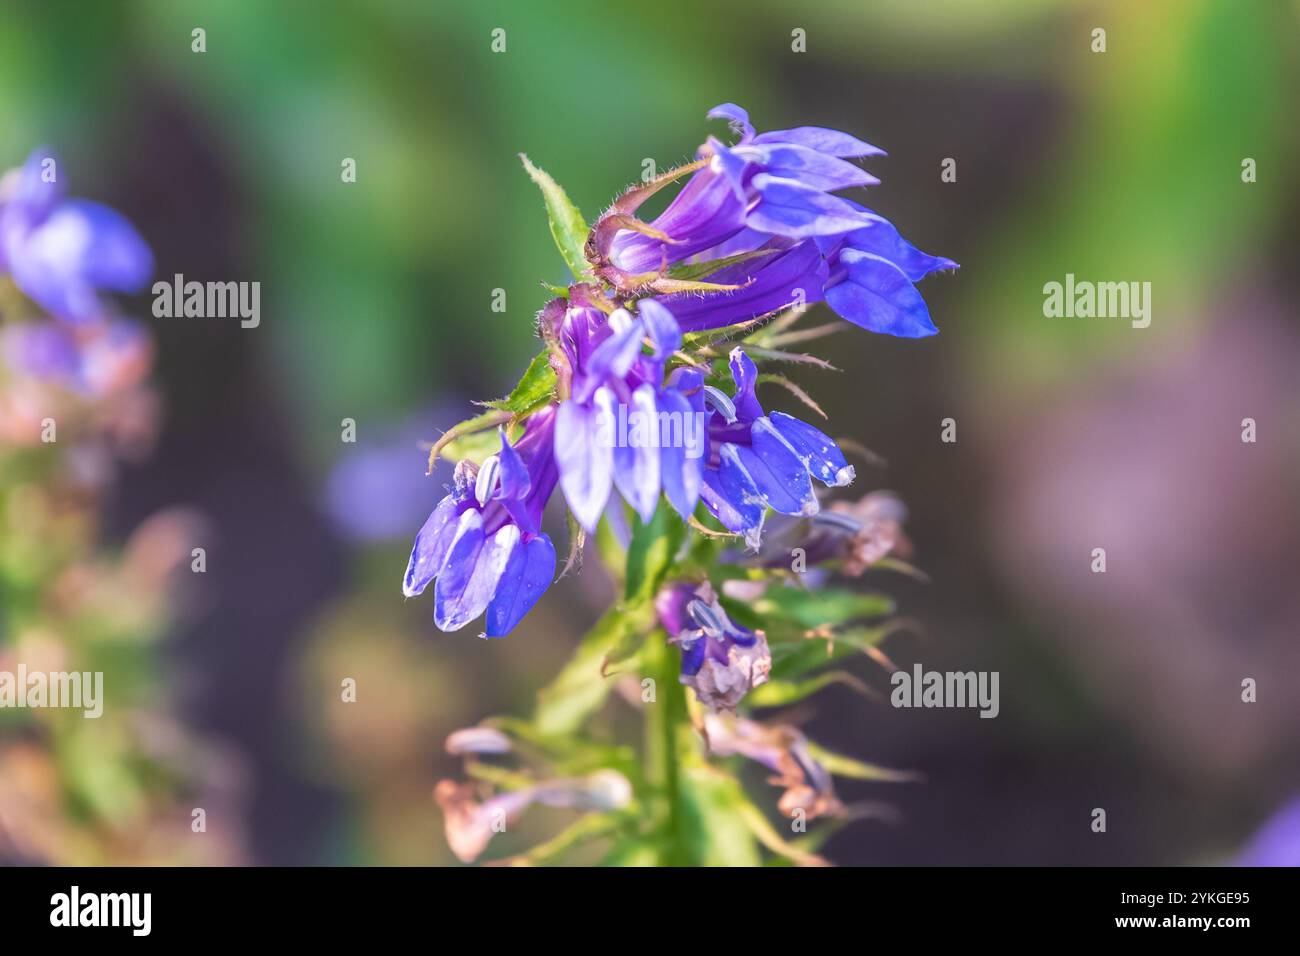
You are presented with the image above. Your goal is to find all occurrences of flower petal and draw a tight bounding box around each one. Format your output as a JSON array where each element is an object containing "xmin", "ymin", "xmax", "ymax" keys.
[
  {"xmin": 751, "ymin": 126, "xmax": 885, "ymax": 158},
  {"xmin": 701, "ymin": 444, "xmax": 766, "ymax": 548},
  {"xmin": 485, "ymin": 531, "xmax": 556, "ymax": 637},
  {"xmin": 768, "ymin": 411, "xmax": 855, "ymax": 487},
  {"xmin": 402, "ymin": 493, "xmax": 461, "ymax": 597},
  {"xmin": 433, "ymin": 509, "xmax": 493, "ymax": 630},
  {"xmin": 735, "ymin": 418, "xmax": 818, "ymax": 516},
  {"xmin": 658, "ymin": 386, "xmax": 704, "ymax": 519},
  {"xmin": 706, "ymin": 103, "xmax": 755, "ymax": 142},
  {"xmin": 826, "ymin": 248, "xmax": 938, "ymax": 338},
  {"xmin": 736, "ymin": 142, "xmax": 879, "ymax": 191},
  {"xmin": 555, "ymin": 391, "xmax": 614, "ymax": 532},
  {"xmin": 613, "ymin": 383, "xmax": 662, "ymax": 523},
  {"xmin": 747, "ymin": 174, "xmax": 872, "ymax": 237}
]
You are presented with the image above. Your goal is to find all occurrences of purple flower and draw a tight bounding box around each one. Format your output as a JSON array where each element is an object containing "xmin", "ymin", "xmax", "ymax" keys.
[
  {"xmin": 703, "ymin": 711, "xmax": 842, "ymax": 820},
  {"xmin": 403, "ymin": 417, "xmax": 558, "ymax": 636},
  {"xmin": 1, "ymin": 148, "xmax": 153, "ymax": 323},
  {"xmin": 1, "ymin": 317, "xmax": 152, "ymax": 397},
  {"xmin": 1237, "ymin": 796, "xmax": 1300, "ymax": 867},
  {"xmin": 551, "ymin": 298, "xmax": 698, "ymax": 531},
  {"xmin": 697, "ymin": 347, "xmax": 854, "ymax": 548},
  {"xmin": 656, "ymin": 580, "xmax": 771, "ymax": 709},
  {"xmin": 588, "ymin": 104, "xmax": 956, "ymax": 338}
]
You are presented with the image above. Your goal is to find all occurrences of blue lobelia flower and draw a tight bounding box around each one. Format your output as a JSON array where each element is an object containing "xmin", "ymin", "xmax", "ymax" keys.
[
  {"xmin": 697, "ymin": 346, "xmax": 855, "ymax": 548},
  {"xmin": 551, "ymin": 297, "xmax": 702, "ymax": 531},
  {"xmin": 403, "ymin": 416, "xmax": 558, "ymax": 636},
  {"xmin": 0, "ymin": 148, "xmax": 154, "ymax": 323},
  {"xmin": 588, "ymin": 104, "xmax": 956, "ymax": 338}
]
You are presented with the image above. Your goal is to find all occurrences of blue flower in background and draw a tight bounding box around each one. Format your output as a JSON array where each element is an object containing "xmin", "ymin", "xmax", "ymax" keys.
[{"xmin": 0, "ymin": 148, "xmax": 153, "ymax": 323}]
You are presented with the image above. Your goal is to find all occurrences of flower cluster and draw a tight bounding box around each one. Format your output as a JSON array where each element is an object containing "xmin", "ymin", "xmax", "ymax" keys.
[
  {"xmin": 417, "ymin": 105, "xmax": 951, "ymax": 864},
  {"xmin": 405, "ymin": 104, "xmax": 955, "ymax": 656}
]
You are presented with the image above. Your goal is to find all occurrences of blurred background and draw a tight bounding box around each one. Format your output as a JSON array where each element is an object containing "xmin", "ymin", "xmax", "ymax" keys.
[{"xmin": 0, "ymin": 0, "xmax": 1297, "ymax": 865}]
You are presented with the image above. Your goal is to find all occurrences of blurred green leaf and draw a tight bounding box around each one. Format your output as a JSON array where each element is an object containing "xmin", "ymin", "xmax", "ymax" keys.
[
  {"xmin": 534, "ymin": 604, "xmax": 652, "ymax": 736},
  {"xmin": 624, "ymin": 503, "xmax": 687, "ymax": 603},
  {"xmin": 747, "ymin": 669, "xmax": 872, "ymax": 708},
  {"xmin": 805, "ymin": 741, "xmax": 922, "ymax": 783},
  {"xmin": 676, "ymin": 764, "xmax": 761, "ymax": 866},
  {"xmin": 748, "ymin": 586, "xmax": 895, "ymax": 630}
]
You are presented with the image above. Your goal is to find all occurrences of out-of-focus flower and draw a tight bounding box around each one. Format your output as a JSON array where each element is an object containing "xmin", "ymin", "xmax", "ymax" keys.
[
  {"xmin": 444, "ymin": 726, "xmax": 512, "ymax": 755},
  {"xmin": 0, "ymin": 148, "xmax": 153, "ymax": 323},
  {"xmin": 657, "ymin": 581, "xmax": 771, "ymax": 709},
  {"xmin": 403, "ymin": 422, "xmax": 558, "ymax": 636},
  {"xmin": 795, "ymin": 491, "xmax": 911, "ymax": 575},
  {"xmin": 1237, "ymin": 796, "xmax": 1300, "ymax": 867},
  {"xmin": 434, "ymin": 769, "xmax": 632, "ymax": 863},
  {"xmin": 2, "ymin": 317, "xmax": 152, "ymax": 398},
  {"xmin": 704, "ymin": 712, "xmax": 842, "ymax": 820}
]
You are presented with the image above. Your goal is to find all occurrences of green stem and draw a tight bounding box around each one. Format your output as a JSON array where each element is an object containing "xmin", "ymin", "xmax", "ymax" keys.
[{"xmin": 643, "ymin": 630, "xmax": 684, "ymax": 863}]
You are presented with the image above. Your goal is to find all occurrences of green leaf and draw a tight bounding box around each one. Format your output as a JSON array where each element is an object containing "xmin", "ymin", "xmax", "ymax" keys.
[
  {"xmin": 520, "ymin": 153, "xmax": 591, "ymax": 280},
  {"xmin": 733, "ymin": 797, "xmax": 828, "ymax": 866},
  {"xmin": 748, "ymin": 586, "xmax": 895, "ymax": 630},
  {"xmin": 666, "ymin": 248, "xmax": 777, "ymax": 283},
  {"xmin": 768, "ymin": 623, "xmax": 903, "ymax": 676},
  {"xmin": 533, "ymin": 603, "xmax": 653, "ymax": 736},
  {"xmin": 624, "ymin": 503, "xmax": 687, "ymax": 603},
  {"xmin": 746, "ymin": 670, "xmax": 872, "ymax": 708},
  {"xmin": 676, "ymin": 765, "xmax": 762, "ymax": 866},
  {"xmin": 487, "ymin": 349, "xmax": 557, "ymax": 415},
  {"xmin": 804, "ymin": 742, "xmax": 923, "ymax": 783},
  {"xmin": 426, "ymin": 408, "xmax": 511, "ymax": 470}
]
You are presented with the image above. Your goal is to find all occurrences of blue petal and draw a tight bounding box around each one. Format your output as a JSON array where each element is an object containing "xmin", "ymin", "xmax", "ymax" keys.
[
  {"xmin": 751, "ymin": 126, "xmax": 885, "ymax": 158},
  {"xmin": 658, "ymin": 387, "xmax": 704, "ymax": 519},
  {"xmin": 402, "ymin": 493, "xmax": 461, "ymax": 597},
  {"xmin": 495, "ymin": 428, "xmax": 531, "ymax": 500},
  {"xmin": 485, "ymin": 532, "xmax": 556, "ymax": 637},
  {"xmin": 612, "ymin": 383, "xmax": 662, "ymax": 523},
  {"xmin": 15, "ymin": 148, "xmax": 67, "ymax": 217},
  {"xmin": 826, "ymin": 248, "xmax": 938, "ymax": 338},
  {"xmin": 700, "ymin": 445, "xmax": 766, "ymax": 548},
  {"xmin": 8, "ymin": 199, "xmax": 153, "ymax": 322},
  {"xmin": 573, "ymin": 311, "xmax": 642, "ymax": 403},
  {"xmin": 737, "ymin": 417, "xmax": 818, "ymax": 516},
  {"xmin": 728, "ymin": 347, "xmax": 764, "ymax": 421},
  {"xmin": 747, "ymin": 174, "xmax": 873, "ymax": 238},
  {"xmin": 555, "ymin": 390, "xmax": 615, "ymax": 532},
  {"xmin": 678, "ymin": 632, "xmax": 707, "ymax": 677},
  {"xmin": 637, "ymin": 298, "xmax": 681, "ymax": 359},
  {"xmin": 433, "ymin": 510, "xmax": 492, "ymax": 630},
  {"xmin": 768, "ymin": 411, "xmax": 855, "ymax": 487},
  {"xmin": 843, "ymin": 216, "xmax": 958, "ymax": 282},
  {"xmin": 736, "ymin": 143, "xmax": 879, "ymax": 191},
  {"xmin": 708, "ymin": 136, "xmax": 751, "ymax": 202},
  {"xmin": 706, "ymin": 103, "xmax": 754, "ymax": 142}
]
